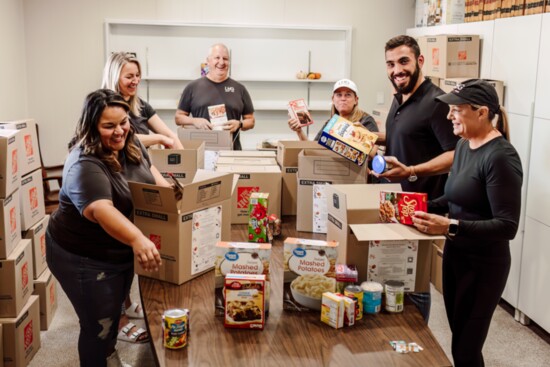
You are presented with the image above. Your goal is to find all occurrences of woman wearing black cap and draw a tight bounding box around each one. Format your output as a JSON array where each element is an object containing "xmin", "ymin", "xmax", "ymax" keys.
[{"xmin": 411, "ymin": 79, "xmax": 523, "ymax": 367}]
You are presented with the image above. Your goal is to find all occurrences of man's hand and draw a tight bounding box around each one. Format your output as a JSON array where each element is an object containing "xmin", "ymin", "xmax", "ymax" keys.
[
  {"xmin": 193, "ymin": 118, "xmax": 212, "ymax": 130},
  {"xmin": 224, "ymin": 119, "xmax": 241, "ymax": 133}
]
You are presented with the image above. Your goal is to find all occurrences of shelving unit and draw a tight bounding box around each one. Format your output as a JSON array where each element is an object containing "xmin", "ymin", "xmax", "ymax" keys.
[{"xmin": 105, "ymin": 20, "xmax": 351, "ymax": 149}]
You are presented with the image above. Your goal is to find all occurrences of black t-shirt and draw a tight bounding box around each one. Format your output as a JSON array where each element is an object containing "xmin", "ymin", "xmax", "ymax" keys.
[
  {"xmin": 129, "ymin": 98, "xmax": 156, "ymax": 135},
  {"xmin": 177, "ymin": 77, "xmax": 255, "ymax": 150},
  {"xmin": 48, "ymin": 140, "xmax": 155, "ymax": 263},
  {"xmin": 386, "ymin": 78, "xmax": 459, "ymax": 199},
  {"xmin": 435, "ymin": 137, "xmax": 523, "ymax": 256},
  {"xmin": 313, "ymin": 112, "xmax": 379, "ymax": 141}
]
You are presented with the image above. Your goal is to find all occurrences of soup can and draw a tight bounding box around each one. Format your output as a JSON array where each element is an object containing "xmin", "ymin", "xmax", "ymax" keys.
[
  {"xmin": 361, "ymin": 281, "xmax": 383, "ymax": 314},
  {"xmin": 344, "ymin": 284, "xmax": 363, "ymax": 320},
  {"xmin": 163, "ymin": 308, "xmax": 189, "ymax": 349},
  {"xmin": 384, "ymin": 280, "xmax": 405, "ymax": 313}
]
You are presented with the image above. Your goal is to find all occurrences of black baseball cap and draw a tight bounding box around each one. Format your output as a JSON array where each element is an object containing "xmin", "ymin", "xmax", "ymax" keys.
[{"xmin": 436, "ymin": 79, "xmax": 500, "ymax": 114}]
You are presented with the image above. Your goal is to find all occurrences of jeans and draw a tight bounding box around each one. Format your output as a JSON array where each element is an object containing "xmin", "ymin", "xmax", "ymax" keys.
[
  {"xmin": 46, "ymin": 231, "xmax": 134, "ymax": 367},
  {"xmin": 407, "ymin": 292, "xmax": 431, "ymax": 322}
]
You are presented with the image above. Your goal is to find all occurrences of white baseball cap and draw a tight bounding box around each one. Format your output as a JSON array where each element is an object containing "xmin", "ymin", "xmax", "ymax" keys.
[{"xmin": 333, "ymin": 79, "xmax": 358, "ymax": 95}]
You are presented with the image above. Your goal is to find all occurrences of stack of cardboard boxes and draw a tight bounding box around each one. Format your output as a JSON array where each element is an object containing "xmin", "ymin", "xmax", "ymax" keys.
[{"xmin": 0, "ymin": 119, "xmax": 59, "ymax": 367}]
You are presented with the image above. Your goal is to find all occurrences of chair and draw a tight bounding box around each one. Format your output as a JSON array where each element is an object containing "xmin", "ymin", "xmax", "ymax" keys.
[{"xmin": 36, "ymin": 123, "xmax": 64, "ymax": 214}]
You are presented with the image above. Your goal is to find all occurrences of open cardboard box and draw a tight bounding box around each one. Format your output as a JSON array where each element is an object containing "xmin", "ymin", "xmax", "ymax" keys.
[
  {"xmin": 178, "ymin": 127, "xmax": 232, "ymax": 151},
  {"xmin": 129, "ymin": 170, "xmax": 238, "ymax": 285},
  {"xmin": 346, "ymin": 223, "xmax": 444, "ymax": 292},
  {"xmin": 149, "ymin": 140, "xmax": 205, "ymax": 184}
]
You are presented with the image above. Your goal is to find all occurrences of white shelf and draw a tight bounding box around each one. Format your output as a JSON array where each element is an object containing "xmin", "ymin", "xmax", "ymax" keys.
[
  {"xmin": 143, "ymin": 76, "xmax": 336, "ymax": 83},
  {"xmin": 152, "ymin": 100, "xmax": 332, "ymax": 112}
]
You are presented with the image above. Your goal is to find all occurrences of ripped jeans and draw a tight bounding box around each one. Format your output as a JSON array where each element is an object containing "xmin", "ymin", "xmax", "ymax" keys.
[{"xmin": 46, "ymin": 231, "xmax": 134, "ymax": 367}]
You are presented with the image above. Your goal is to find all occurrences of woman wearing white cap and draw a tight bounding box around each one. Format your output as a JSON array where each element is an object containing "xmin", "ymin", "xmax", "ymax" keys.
[{"xmin": 288, "ymin": 78, "xmax": 378, "ymax": 140}]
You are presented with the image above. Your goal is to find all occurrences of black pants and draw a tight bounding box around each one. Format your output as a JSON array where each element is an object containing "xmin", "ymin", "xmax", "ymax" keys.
[{"xmin": 443, "ymin": 242, "xmax": 510, "ymax": 367}]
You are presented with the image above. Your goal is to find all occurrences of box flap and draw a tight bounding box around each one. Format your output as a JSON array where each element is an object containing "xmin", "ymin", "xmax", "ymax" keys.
[
  {"xmin": 179, "ymin": 170, "xmax": 235, "ymax": 213},
  {"xmin": 218, "ymin": 150, "xmax": 276, "ymax": 158},
  {"xmin": 277, "ymin": 140, "xmax": 323, "ymax": 166},
  {"xmin": 193, "ymin": 169, "xmax": 239, "ymax": 194},
  {"xmin": 350, "ymin": 223, "xmax": 445, "ymax": 241},
  {"xmin": 129, "ymin": 182, "xmax": 179, "ymax": 213},
  {"xmin": 298, "ymin": 149, "xmax": 366, "ymax": 181},
  {"xmin": 216, "ymin": 165, "xmax": 281, "ymax": 173},
  {"xmin": 216, "ymin": 157, "xmax": 278, "ymax": 166}
]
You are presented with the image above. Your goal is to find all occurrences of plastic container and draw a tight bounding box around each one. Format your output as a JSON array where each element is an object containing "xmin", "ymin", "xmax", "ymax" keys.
[{"xmin": 361, "ymin": 281, "xmax": 383, "ymax": 314}]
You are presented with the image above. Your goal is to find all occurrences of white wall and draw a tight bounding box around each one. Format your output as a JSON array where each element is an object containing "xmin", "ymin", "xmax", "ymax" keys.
[
  {"xmin": 18, "ymin": 0, "xmax": 415, "ymax": 164},
  {"xmin": 0, "ymin": 0, "xmax": 28, "ymax": 120}
]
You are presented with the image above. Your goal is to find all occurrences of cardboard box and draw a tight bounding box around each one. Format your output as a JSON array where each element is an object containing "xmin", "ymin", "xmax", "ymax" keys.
[
  {"xmin": 318, "ymin": 114, "xmax": 378, "ymax": 166},
  {"xmin": 219, "ymin": 150, "xmax": 276, "ymax": 158},
  {"xmin": 214, "ymin": 241, "xmax": 271, "ymax": 317},
  {"xmin": 0, "ymin": 323, "xmax": 3, "ymax": 367},
  {"xmin": 215, "ymin": 165, "xmax": 281, "ymax": 224},
  {"xmin": 129, "ymin": 170, "xmax": 238, "ymax": 285},
  {"xmin": 431, "ymin": 242, "xmax": 444, "ymax": 294},
  {"xmin": 424, "ymin": 35, "xmax": 480, "ymax": 79},
  {"xmin": 0, "ymin": 295, "xmax": 40, "ymax": 367},
  {"xmin": 178, "ymin": 127, "xmax": 232, "ymax": 151},
  {"xmin": 23, "ymin": 215, "xmax": 49, "ymax": 279},
  {"xmin": 440, "ymin": 78, "xmax": 505, "ymax": 106},
  {"xmin": 1, "ymin": 190, "xmax": 22, "ymax": 259},
  {"xmin": 32, "ymin": 268, "xmax": 58, "ymax": 330},
  {"xmin": 0, "ymin": 239, "xmax": 33, "ymax": 318},
  {"xmin": 277, "ymin": 140, "xmax": 323, "ymax": 216},
  {"xmin": 224, "ymin": 274, "xmax": 266, "ymax": 330},
  {"xmin": 296, "ymin": 149, "xmax": 367, "ymax": 232},
  {"xmin": 0, "ymin": 120, "xmax": 41, "ymax": 177},
  {"xmin": 216, "ymin": 157, "xmax": 278, "ymax": 167},
  {"xmin": 0, "ymin": 129, "xmax": 20, "ymax": 199},
  {"xmin": 320, "ymin": 292, "xmax": 355, "ymax": 329},
  {"xmin": 149, "ymin": 140, "xmax": 205, "ymax": 184},
  {"xmin": 19, "ymin": 168, "xmax": 45, "ymax": 231},
  {"xmin": 346, "ymin": 224, "xmax": 444, "ymax": 291},
  {"xmin": 326, "ymin": 184, "xmax": 402, "ymax": 255}
]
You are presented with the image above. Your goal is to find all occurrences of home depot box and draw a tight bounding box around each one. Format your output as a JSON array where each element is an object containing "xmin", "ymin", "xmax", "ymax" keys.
[
  {"xmin": 0, "ymin": 120, "xmax": 40, "ymax": 177},
  {"xmin": 0, "ymin": 129, "xmax": 20, "ymax": 199},
  {"xmin": 1, "ymin": 190, "xmax": 22, "ymax": 259},
  {"xmin": 149, "ymin": 140, "xmax": 205, "ymax": 184},
  {"xmin": 431, "ymin": 241, "xmax": 445, "ymax": 293},
  {"xmin": 0, "ymin": 239, "xmax": 33, "ymax": 318},
  {"xmin": 326, "ymin": 184, "xmax": 402, "ymax": 253},
  {"xmin": 215, "ymin": 165, "xmax": 281, "ymax": 224},
  {"xmin": 177, "ymin": 127, "xmax": 232, "ymax": 151},
  {"xmin": 346, "ymin": 224, "xmax": 444, "ymax": 291},
  {"xmin": 424, "ymin": 35, "xmax": 480, "ymax": 79},
  {"xmin": 219, "ymin": 150, "xmax": 276, "ymax": 158},
  {"xmin": 19, "ymin": 168, "xmax": 45, "ymax": 231},
  {"xmin": 216, "ymin": 157, "xmax": 277, "ymax": 167},
  {"xmin": 23, "ymin": 215, "xmax": 49, "ymax": 279},
  {"xmin": 440, "ymin": 78, "xmax": 505, "ymax": 105},
  {"xmin": 296, "ymin": 149, "xmax": 367, "ymax": 232},
  {"xmin": 0, "ymin": 323, "xmax": 3, "ymax": 367},
  {"xmin": 129, "ymin": 170, "xmax": 238, "ymax": 285},
  {"xmin": 0, "ymin": 295, "xmax": 40, "ymax": 367},
  {"xmin": 277, "ymin": 140, "xmax": 323, "ymax": 215},
  {"xmin": 32, "ymin": 268, "xmax": 57, "ymax": 330}
]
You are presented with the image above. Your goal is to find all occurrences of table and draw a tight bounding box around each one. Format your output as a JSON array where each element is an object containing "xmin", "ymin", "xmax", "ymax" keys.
[{"xmin": 139, "ymin": 216, "xmax": 452, "ymax": 367}]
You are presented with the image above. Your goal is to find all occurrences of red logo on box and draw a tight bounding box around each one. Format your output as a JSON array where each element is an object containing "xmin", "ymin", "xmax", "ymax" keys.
[
  {"xmin": 29, "ymin": 187, "xmax": 38, "ymax": 210},
  {"xmin": 24, "ymin": 134, "xmax": 34, "ymax": 157},
  {"xmin": 237, "ymin": 187, "xmax": 259, "ymax": 209},
  {"xmin": 10, "ymin": 207, "xmax": 17, "ymax": 233},
  {"xmin": 50, "ymin": 282, "xmax": 56, "ymax": 306},
  {"xmin": 432, "ymin": 48, "xmax": 440, "ymax": 66},
  {"xmin": 40, "ymin": 234, "xmax": 46, "ymax": 257},
  {"xmin": 458, "ymin": 50, "xmax": 467, "ymax": 60},
  {"xmin": 149, "ymin": 234, "xmax": 162, "ymax": 249},
  {"xmin": 21, "ymin": 262, "xmax": 29, "ymax": 289},
  {"xmin": 24, "ymin": 320, "xmax": 34, "ymax": 350},
  {"xmin": 12, "ymin": 149, "xmax": 18, "ymax": 174}
]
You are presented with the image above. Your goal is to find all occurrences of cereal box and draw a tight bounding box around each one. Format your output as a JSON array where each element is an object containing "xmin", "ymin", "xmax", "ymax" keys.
[
  {"xmin": 288, "ymin": 99, "xmax": 314, "ymax": 127},
  {"xmin": 283, "ymin": 238, "xmax": 339, "ymax": 312},
  {"xmin": 214, "ymin": 241, "xmax": 271, "ymax": 317},
  {"xmin": 317, "ymin": 114, "xmax": 378, "ymax": 166},
  {"xmin": 224, "ymin": 273, "xmax": 265, "ymax": 330},
  {"xmin": 248, "ymin": 192, "xmax": 269, "ymax": 243},
  {"xmin": 379, "ymin": 191, "xmax": 428, "ymax": 226},
  {"xmin": 208, "ymin": 104, "xmax": 228, "ymax": 131}
]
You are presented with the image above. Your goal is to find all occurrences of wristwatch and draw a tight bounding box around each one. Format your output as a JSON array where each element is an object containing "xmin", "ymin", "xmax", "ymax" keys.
[
  {"xmin": 408, "ymin": 165, "xmax": 418, "ymax": 182},
  {"xmin": 448, "ymin": 219, "xmax": 459, "ymax": 237}
]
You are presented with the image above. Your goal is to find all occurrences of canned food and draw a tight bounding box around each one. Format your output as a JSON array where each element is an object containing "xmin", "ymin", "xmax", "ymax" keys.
[
  {"xmin": 361, "ymin": 281, "xmax": 383, "ymax": 314},
  {"xmin": 344, "ymin": 285, "xmax": 363, "ymax": 320},
  {"xmin": 163, "ymin": 308, "xmax": 189, "ymax": 349},
  {"xmin": 384, "ymin": 280, "xmax": 405, "ymax": 313}
]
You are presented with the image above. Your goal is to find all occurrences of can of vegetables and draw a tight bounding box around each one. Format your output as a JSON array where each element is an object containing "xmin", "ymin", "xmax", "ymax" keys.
[{"xmin": 163, "ymin": 308, "xmax": 189, "ymax": 349}]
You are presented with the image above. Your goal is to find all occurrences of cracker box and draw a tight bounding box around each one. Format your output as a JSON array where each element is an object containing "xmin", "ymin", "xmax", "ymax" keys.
[
  {"xmin": 379, "ymin": 191, "xmax": 427, "ymax": 226},
  {"xmin": 283, "ymin": 238, "xmax": 339, "ymax": 312},
  {"xmin": 318, "ymin": 114, "xmax": 378, "ymax": 166},
  {"xmin": 214, "ymin": 241, "xmax": 271, "ymax": 317},
  {"xmin": 287, "ymin": 99, "xmax": 314, "ymax": 127},
  {"xmin": 320, "ymin": 292, "xmax": 356, "ymax": 329},
  {"xmin": 248, "ymin": 192, "xmax": 269, "ymax": 243},
  {"xmin": 224, "ymin": 273, "xmax": 266, "ymax": 330}
]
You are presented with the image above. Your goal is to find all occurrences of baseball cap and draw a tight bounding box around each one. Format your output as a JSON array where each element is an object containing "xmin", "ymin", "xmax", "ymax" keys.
[
  {"xmin": 436, "ymin": 79, "xmax": 500, "ymax": 114},
  {"xmin": 333, "ymin": 79, "xmax": 358, "ymax": 95}
]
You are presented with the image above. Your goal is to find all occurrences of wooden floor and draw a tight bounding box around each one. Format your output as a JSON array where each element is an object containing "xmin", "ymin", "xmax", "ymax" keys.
[{"xmin": 139, "ymin": 216, "xmax": 452, "ymax": 367}]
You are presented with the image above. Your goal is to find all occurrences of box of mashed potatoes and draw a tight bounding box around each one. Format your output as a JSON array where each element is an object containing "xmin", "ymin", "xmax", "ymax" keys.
[{"xmin": 283, "ymin": 238, "xmax": 338, "ymax": 312}]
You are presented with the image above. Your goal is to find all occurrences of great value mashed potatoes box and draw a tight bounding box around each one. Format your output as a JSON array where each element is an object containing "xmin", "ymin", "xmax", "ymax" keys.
[{"xmin": 283, "ymin": 238, "xmax": 338, "ymax": 312}]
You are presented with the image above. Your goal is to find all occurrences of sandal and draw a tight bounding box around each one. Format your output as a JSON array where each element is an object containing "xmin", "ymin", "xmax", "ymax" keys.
[
  {"xmin": 125, "ymin": 302, "xmax": 144, "ymax": 319},
  {"xmin": 117, "ymin": 322, "xmax": 149, "ymax": 344}
]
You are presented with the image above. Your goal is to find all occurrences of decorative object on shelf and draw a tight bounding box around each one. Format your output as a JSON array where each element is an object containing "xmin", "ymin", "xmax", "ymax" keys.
[
  {"xmin": 295, "ymin": 71, "xmax": 307, "ymax": 79},
  {"xmin": 307, "ymin": 72, "xmax": 322, "ymax": 80}
]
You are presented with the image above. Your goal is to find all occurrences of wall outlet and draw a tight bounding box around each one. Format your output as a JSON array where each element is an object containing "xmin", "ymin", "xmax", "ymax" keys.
[{"xmin": 376, "ymin": 92, "xmax": 385, "ymax": 105}]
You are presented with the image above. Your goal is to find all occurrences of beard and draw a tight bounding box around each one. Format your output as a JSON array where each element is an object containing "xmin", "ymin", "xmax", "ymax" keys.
[{"xmin": 390, "ymin": 61, "xmax": 421, "ymax": 95}]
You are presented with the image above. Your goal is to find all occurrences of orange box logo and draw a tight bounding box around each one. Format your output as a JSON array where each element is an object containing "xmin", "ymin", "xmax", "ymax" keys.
[
  {"xmin": 458, "ymin": 51, "xmax": 467, "ymax": 60},
  {"xmin": 10, "ymin": 207, "xmax": 17, "ymax": 233},
  {"xmin": 149, "ymin": 234, "xmax": 161, "ymax": 250},
  {"xmin": 12, "ymin": 149, "xmax": 18, "ymax": 174},
  {"xmin": 24, "ymin": 320, "xmax": 34, "ymax": 350},
  {"xmin": 29, "ymin": 187, "xmax": 38, "ymax": 210},
  {"xmin": 40, "ymin": 234, "xmax": 46, "ymax": 258},
  {"xmin": 50, "ymin": 282, "xmax": 56, "ymax": 306},
  {"xmin": 24, "ymin": 134, "xmax": 34, "ymax": 157},
  {"xmin": 432, "ymin": 48, "xmax": 440, "ymax": 66},
  {"xmin": 21, "ymin": 262, "xmax": 29, "ymax": 289},
  {"xmin": 237, "ymin": 187, "xmax": 259, "ymax": 209}
]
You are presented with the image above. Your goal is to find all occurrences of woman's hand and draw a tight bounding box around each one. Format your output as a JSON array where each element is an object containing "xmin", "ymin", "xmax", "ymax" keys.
[
  {"xmin": 132, "ymin": 237, "xmax": 162, "ymax": 272},
  {"xmin": 288, "ymin": 117, "xmax": 303, "ymax": 132},
  {"xmin": 412, "ymin": 211, "xmax": 450, "ymax": 235}
]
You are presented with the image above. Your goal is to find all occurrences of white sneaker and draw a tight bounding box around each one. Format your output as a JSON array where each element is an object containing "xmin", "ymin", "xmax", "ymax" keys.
[{"xmin": 106, "ymin": 350, "xmax": 132, "ymax": 367}]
